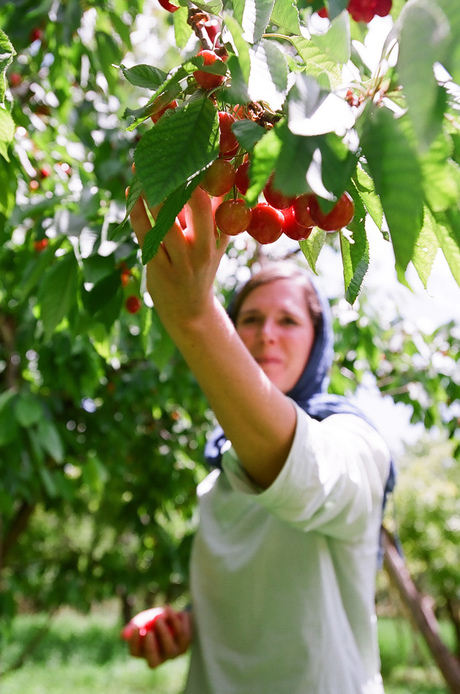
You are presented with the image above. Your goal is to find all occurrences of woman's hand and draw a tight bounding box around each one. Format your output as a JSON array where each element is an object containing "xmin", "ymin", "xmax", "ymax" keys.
[
  {"xmin": 130, "ymin": 187, "xmax": 229, "ymax": 337},
  {"xmin": 121, "ymin": 606, "xmax": 192, "ymax": 669}
]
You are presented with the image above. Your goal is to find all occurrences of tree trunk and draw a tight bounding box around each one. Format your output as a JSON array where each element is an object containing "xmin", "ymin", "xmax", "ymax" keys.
[{"xmin": 382, "ymin": 526, "xmax": 460, "ymax": 694}]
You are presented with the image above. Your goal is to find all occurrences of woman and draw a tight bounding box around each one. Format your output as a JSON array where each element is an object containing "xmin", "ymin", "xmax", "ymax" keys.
[{"xmin": 123, "ymin": 187, "xmax": 392, "ymax": 693}]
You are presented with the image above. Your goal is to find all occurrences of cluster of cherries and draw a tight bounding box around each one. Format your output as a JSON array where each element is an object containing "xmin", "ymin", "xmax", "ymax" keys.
[
  {"xmin": 315, "ymin": 0, "xmax": 392, "ymax": 22},
  {"xmin": 149, "ymin": 49, "xmax": 355, "ymax": 246}
]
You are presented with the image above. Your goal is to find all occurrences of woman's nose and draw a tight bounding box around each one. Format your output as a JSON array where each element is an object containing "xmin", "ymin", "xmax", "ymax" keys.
[{"xmin": 260, "ymin": 319, "xmax": 276, "ymax": 342}]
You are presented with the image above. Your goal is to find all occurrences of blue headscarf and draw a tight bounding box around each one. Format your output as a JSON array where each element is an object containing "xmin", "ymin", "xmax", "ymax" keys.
[{"xmin": 204, "ymin": 270, "xmax": 396, "ymax": 511}]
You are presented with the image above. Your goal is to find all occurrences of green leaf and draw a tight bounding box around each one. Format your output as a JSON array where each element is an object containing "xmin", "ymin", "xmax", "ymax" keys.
[
  {"xmin": 223, "ymin": 13, "xmax": 251, "ymax": 82},
  {"xmin": 299, "ymin": 227, "xmax": 327, "ymax": 274},
  {"xmin": 271, "ymin": 125, "xmax": 317, "ymax": 198},
  {"xmin": 328, "ymin": 0, "xmax": 349, "ymax": 21},
  {"xmin": 248, "ymin": 39, "xmax": 289, "ymax": 111},
  {"xmin": 420, "ymin": 134, "xmax": 460, "ymax": 212},
  {"xmin": 14, "ymin": 395, "xmax": 43, "ymax": 428},
  {"xmin": 142, "ymin": 175, "xmax": 203, "ymax": 264},
  {"xmin": 0, "ymin": 390, "xmax": 18, "ymax": 447},
  {"xmin": 173, "ymin": 6, "xmax": 193, "ymax": 49},
  {"xmin": 95, "ymin": 31, "xmax": 122, "ymax": 92},
  {"xmin": 134, "ymin": 98, "xmax": 219, "ymax": 209},
  {"xmin": 37, "ymin": 252, "xmax": 79, "ymax": 341},
  {"xmin": 270, "ymin": 0, "xmax": 300, "ymax": 34},
  {"xmin": 192, "ymin": 0, "xmax": 223, "ymax": 13},
  {"xmin": 232, "ymin": 119, "xmax": 266, "ymax": 151},
  {"xmin": 310, "ymin": 9, "xmax": 351, "ymax": 64},
  {"xmin": 37, "ymin": 419, "xmax": 64, "ymax": 464},
  {"xmin": 246, "ymin": 125, "xmax": 285, "ymax": 206},
  {"xmin": 361, "ymin": 106, "xmax": 424, "ymax": 279},
  {"xmin": 290, "ymin": 36, "xmax": 342, "ymax": 88},
  {"xmin": 340, "ymin": 183, "xmax": 369, "ymax": 303},
  {"xmin": 411, "ymin": 207, "xmax": 440, "ymax": 288},
  {"xmin": 352, "ymin": 165, "xmax": 383, "ymax": 230},
  {"xmin": 0, "ymin": 106, "xmax": 15, "ymax": 161},
  {"xmin": 121, "ymin": 64, "xmax": 168, "ymax": 90},
  {"xmin": 396, "ymin": 0, "xmax": 450, "ymax": 150},
  {"xmin": 233, "ymin": 0, "xmax": 275, "ymax": 44},
  {"xmin": 0, "ymin": 29, "xmax": 15, "ymax": 104},
  {"xmin": 431, "ymin": 208, "xmax": 460, "ymax": 285}
]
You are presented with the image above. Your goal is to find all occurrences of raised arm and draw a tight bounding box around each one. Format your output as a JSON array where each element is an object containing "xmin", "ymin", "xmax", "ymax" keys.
[{"xmin": 130, "ymin": 188, "xmax": 297, "ymax": 488}]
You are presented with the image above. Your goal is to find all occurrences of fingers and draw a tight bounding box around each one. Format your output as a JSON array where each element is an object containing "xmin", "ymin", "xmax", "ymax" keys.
[
  {"xmin": 129, "ymin": 195, "xmax": 152, "ymax": 250},
  {"xmin": 123, "ymin": 607, "xmax": 192, "ymax": 670}
]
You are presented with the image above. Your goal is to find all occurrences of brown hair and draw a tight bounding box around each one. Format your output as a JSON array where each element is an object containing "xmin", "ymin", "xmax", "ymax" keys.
[{"xmin": 229, "ymin": 262, "xmax": 322, "ymax": 330}]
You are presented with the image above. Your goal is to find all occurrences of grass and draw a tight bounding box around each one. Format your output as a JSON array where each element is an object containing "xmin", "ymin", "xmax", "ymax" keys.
[{"xmin": 0, "ymin": 605, "xmax": 452, "ymax": 693}]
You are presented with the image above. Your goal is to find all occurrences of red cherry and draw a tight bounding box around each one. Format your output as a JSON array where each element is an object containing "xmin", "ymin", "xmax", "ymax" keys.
[
  {"xmin": 317, "ymin": 7, "xmax": 329, "ymax": 17},
  {"xmin": 151, "ymin": 99, "xmax": 178, "ymax": 123},
  {"xmin": 308, "ymin": 192, "xmax": 355, "ymax": 232},
  {"xmin": 246, "ymin": 203, "xmax": 284, "ymax": 244},
  {"xmin": 282, "ymin": 207, "xmax": 313, "ymax": 241},
  {"xmin": 218, "ymin": 112, "xmax": 239, "ymax": 157},
  {"xmin": 263, "ymin": 177, "xmax": 296, "ymax": 210},
  {"xmin": 347, "ymin": 0, "xmax": 377, "ymax": 23},
  {"xmin": 235, "ymin": 160, "xmax": 250, "ymax": 195},
  {"xmin": 292, "ymin": 194, "xmax": 316, "ymax": 228},
  {"xmin": 121, "ymin": 613, "xmax": 175, "ymax": 642},
  {"xmin": 38, "ymin": 165, "xmax": 52, "ymax": 179},
  {"xmin": 200, "ymin": 159, "xmax": 236, "ymax": 197},
  {"xmin": 120, "ymin": 269, "xmax": 132, "ymax": 287},
  {"xmin": 9, "ymin": 72, "xmax": 22, "ymax": 88},
  {"xmin": 34, "ymin": 238, "xmax": 49, "ymax": 252},
  {"xmin": 125, "ymin": 296, "xmax": 142, "ymax": 314},
  {"xmin": 215, "ymin": 199, "xmax": 251, "ymax": 236},
  {"xmin": 157, "ymin": 0, "xmax": 180, "ymax": 11},
  {"xmin": 194, "ymin": 50, "xmax": 225, "ymax": 91},
  {"xmin": 375, "ymin": 0, "xmax": 392, "ymax": 16},
  {"xmin": 30, "ymin": 28, "xmax": 43, "ymax": 43}
]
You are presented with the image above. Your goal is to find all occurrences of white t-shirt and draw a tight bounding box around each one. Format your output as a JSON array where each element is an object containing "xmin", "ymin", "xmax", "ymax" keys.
[{"xmin": 184, "ymin": 403, "xmax": 391, "ymax": 694}]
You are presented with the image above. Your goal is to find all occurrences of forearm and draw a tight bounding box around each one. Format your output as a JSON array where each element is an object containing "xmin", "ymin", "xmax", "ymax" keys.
[{"xmin": 162, "ymin": 296, "xmax": 297, "ymax": 489}]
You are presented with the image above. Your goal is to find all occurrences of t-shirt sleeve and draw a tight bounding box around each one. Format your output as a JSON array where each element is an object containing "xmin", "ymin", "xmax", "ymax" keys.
[{"xmin": 221, "ymin": 401, "xmax": 392, "ymax": 540}]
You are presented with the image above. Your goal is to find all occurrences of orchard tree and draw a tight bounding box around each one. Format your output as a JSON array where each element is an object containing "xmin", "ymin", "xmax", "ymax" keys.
[{"xmin": 0, "ymin": 0, "xmax": 459, "ymax": 675}]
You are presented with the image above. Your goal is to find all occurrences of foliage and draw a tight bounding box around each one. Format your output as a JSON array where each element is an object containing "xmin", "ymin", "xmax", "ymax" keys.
[
  {"xmin": 393, "ymin": 439, "xmax": 460, "ymax": 655},
  {"xmin": 117, "ymin": 0, "xmax": 460, "ymax": 300}
]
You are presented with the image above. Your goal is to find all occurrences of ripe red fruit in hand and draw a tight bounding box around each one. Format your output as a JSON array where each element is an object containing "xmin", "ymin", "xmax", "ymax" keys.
[
  {"xmin": 263, "ymin": 177, "xmax": 296, "ymax": 210},
  {"xmin": 200, "ymin": 158, "xmax": 236, "ymax": 197},
  {"xmin": 194, "ymin": 50, "xmax": 225, "ymax": 91},
  {"xmin": 215, "ymin": 199, "xmax": 251, "ymax": 236},
  {"xmin": 292, "ymin": 194, "xmax": 316, "ymax": 228},
  {"xmin": 247, "ymin": 203, "xmax": 284, "ymax": 244},
  {"xmin": 218, "ymin": 112, "xmax": 239, "ymax": 157},
  {"xmin": 235, "ymin": 160, "xmax": 250, "ymax": 195},
  {"xmin": 125, "ymin": 296, "xmax": 142, "ymax": 314},
  {"xmin": 121, "ymin": 614, "xmax": 175, "ymax": 642},
  {"xmin": 282, "ymin": 207, "xmax": 313, "ymax": 241},
  {"xmin": 309, "ymin": 192, "xmax": 355, "ymax": 232}
]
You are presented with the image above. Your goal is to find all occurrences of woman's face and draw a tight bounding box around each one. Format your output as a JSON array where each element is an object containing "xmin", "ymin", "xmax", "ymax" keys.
[{"xmin": 235, "ymin": 278, "xmax": 316, "ymax": 394}]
